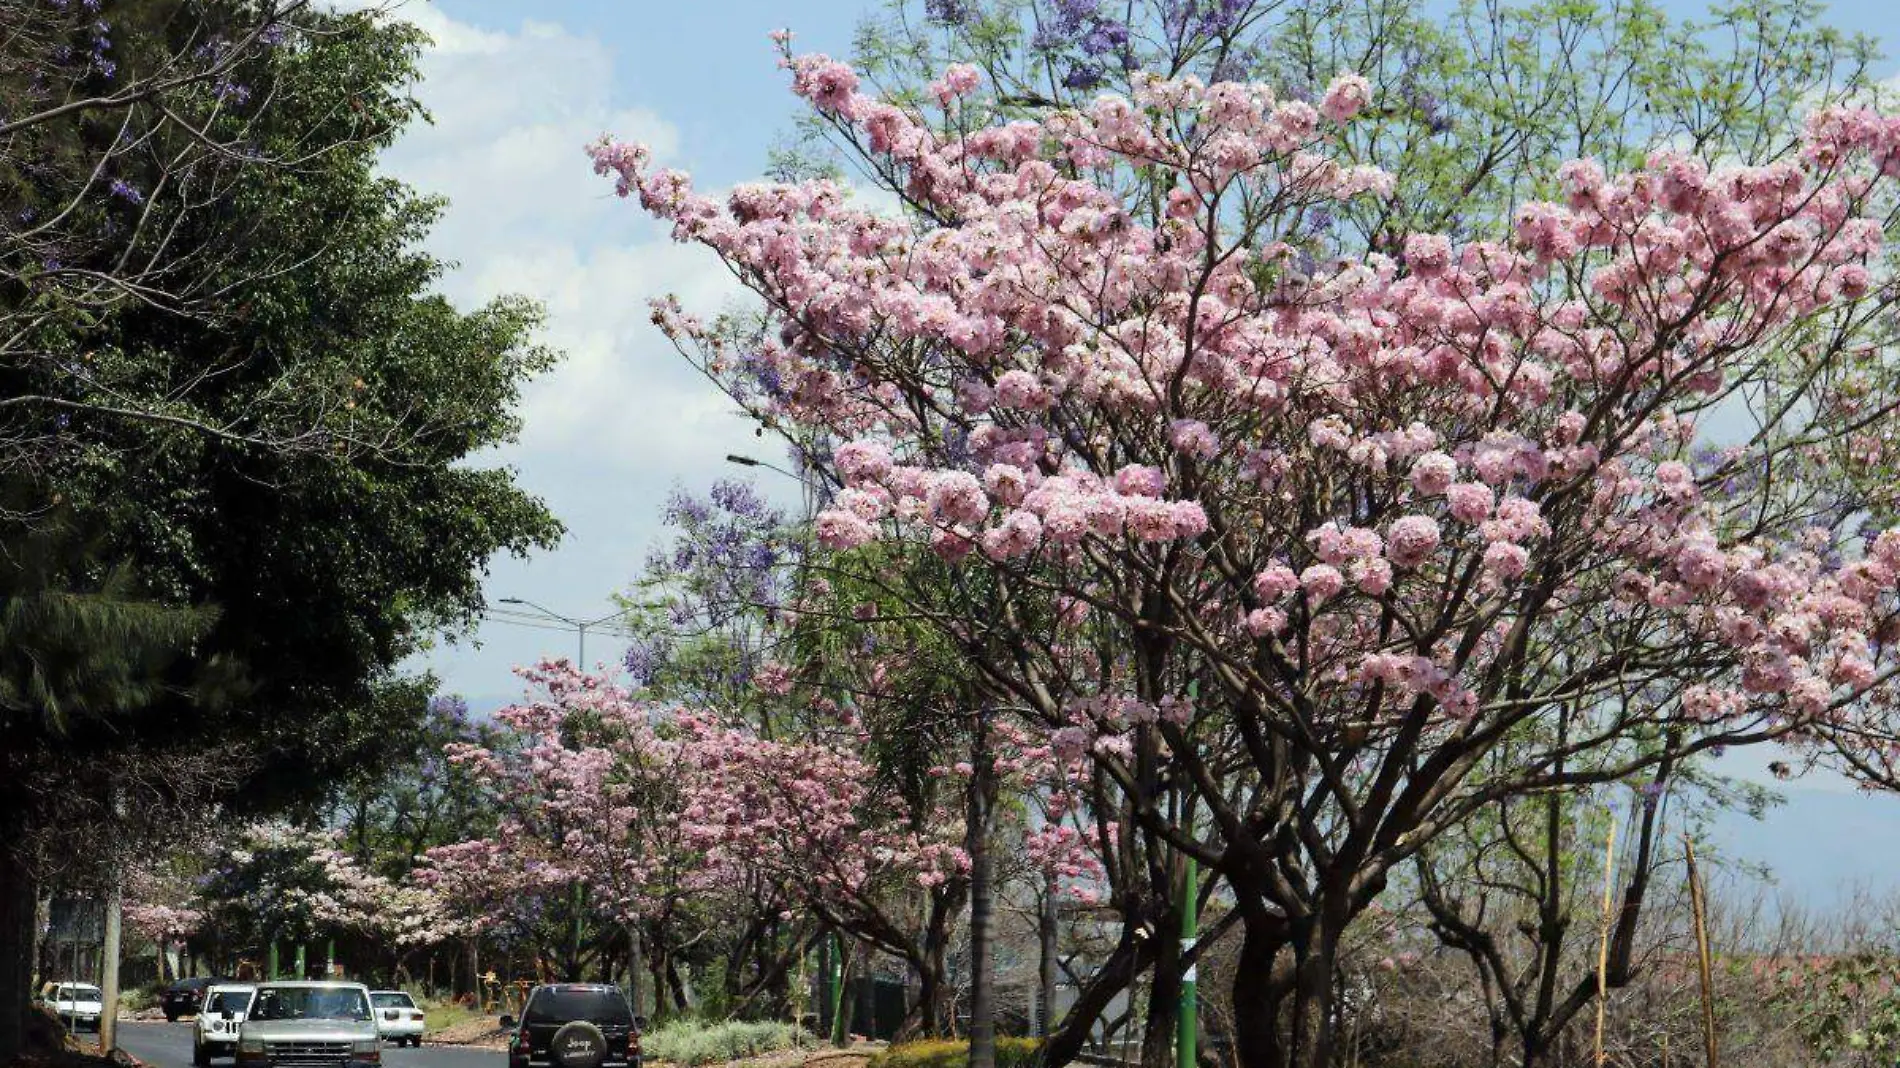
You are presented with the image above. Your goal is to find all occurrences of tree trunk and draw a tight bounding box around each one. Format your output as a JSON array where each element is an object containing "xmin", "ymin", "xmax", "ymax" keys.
[
  {"xmin": 648, "ymin": 946, "xmax": 670, "ymax": 1023},
  {"xmin": 914, "ymin": 942, "xmax": 944, "ymax": 1038},
  {"xmin": 1043, "ymin": 928, "xmax": 1154, "ymax": 1068},
  {"xmin": 1139, "ymin": 914, "xmax": 1181, "ymax": 1068},
  {"xmin": 836, "ymin": 938, "xmax": 858, "ymax": 1041},
  {"xmin": 568, "ymin": 882, "xmax": 586, "ymax": 981},
  {"xmin": 967, "ymin": 711, "xmax": 997, "ymax": 1068},
  {"xmin": 666, "ymin": 955, "xmax": 688, "ymax": 1014},
  {"xmin": 1230, "ymin": 918, "xmax": 1290, "ymax": 1068},
  {"xmin": 0, "ymin": 837, "xmax": 38, "ymax": 1063},
  {"xmin": 466, "ymin": 940, "xmax": 480, "ymax": 1005},
  {"xmin": 1286, "ymin": 920, "xmax": 1342, "ymax": 1068},
  {"xmin": 626, "ymin": 924, "xmax": 643, "ymax": 1020},
  {"xmin": 101, "ymin": 879, "xmax": 123, "ymax": 1052}
]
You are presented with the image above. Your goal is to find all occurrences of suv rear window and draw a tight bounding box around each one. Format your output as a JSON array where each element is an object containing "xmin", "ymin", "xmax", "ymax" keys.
[
  {"xmin": 523, "ymin": 988, "xmax": 632, "ymax": 1026},
  {"xmin": 206, "ymin": 991, "xmax": 252, "ymax": 1015},
  {"xmin": 372, "ymin": 993, "xmax": 415, "ymax": 1009}
]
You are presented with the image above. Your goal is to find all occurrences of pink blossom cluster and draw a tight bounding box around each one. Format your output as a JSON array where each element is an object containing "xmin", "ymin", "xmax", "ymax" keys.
[
  {"xmin": 424, "ymin": 662, "xmax": 735, "ymax": 937},
  {"xmin": 594, "ymin": 50, "xmax": 1900, "ymax": 752}
]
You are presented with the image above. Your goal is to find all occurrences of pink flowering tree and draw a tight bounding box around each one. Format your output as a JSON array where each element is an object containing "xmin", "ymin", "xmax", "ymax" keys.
[
  {"xmin": 424, "ymin": 662, "xmax": 728, "ymax": 1011},
  {"xmin": 623, "ymin": 476, "xmax": 1107, "ymax": 1035},
  {"xmin": 590, "ymin": 43, "xmax": 1900, "ymax": 1068},
  {"xmin": 124, "ymin": 867, "xmax": 206, "ymax": 983},
  {"xmin": 763, "ymin": 545, "xmax": 1123, "ymax": 1045},
  {"xmin": 189, "ymin": 820, "xmax": 453, "ymax": 978}
]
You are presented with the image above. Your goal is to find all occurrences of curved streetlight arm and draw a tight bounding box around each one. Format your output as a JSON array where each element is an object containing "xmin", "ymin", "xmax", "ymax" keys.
[{"xmin": 495, "ymin": 598, "xmax": 632, "ymax": 665}]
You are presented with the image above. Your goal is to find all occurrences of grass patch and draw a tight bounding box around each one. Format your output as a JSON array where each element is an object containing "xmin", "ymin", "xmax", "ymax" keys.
[
  {"xmin": 642, "ymin": 1019, "xmax": 816, "ymax": 1065},
  {"xmin": 423, "ymin": 1000, "xmax": 485, "ymax": 1035},
  {"xmin": 867, "ymin": 1039, "xmax": 1043, "ymax": 1068}
]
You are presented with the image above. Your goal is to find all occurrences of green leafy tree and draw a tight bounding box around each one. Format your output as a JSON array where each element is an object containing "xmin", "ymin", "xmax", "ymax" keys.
[{"xmin": 0, "ymin": 2, "xmax": 560, "ymax": 1053}]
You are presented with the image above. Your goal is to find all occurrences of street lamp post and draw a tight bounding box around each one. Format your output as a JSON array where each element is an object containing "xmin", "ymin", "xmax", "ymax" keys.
[
  {"xmin": 489, "ymin": 596, "xmax": 636, "ymax": 996},
  {"xmin": 495, "ymin": 598, "xmax": 627, "ymax": 667}
]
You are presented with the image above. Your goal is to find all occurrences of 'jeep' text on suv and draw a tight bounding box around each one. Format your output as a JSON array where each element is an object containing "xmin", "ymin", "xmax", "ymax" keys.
[
  {"xmin": 502, "ymin": 984, "xmax": 642, "ymax": 1068},
  {"xmin": 236, "ymin": 982, "xmax": 380, "ymax": 1068}
]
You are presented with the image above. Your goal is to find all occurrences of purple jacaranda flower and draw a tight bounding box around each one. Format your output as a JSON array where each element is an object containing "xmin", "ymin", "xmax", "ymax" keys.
[
  {"xmin": 924, "ymin": 0, "xmax": 972, "ymax": 24},
  {"xmin": 623, "ymin": 636, "xmax": 672, "ymax": 687},
  {"xmin": 1080, "ymin": 20, "xmax": 1128, "ymax": 56},
  {"xmin": 108, "ymin": 178, "xmax": 142, "ymax": 204},
  {"xmin": 1052, "ymin": 0, "xmax": 1101, "ymax": 33}
]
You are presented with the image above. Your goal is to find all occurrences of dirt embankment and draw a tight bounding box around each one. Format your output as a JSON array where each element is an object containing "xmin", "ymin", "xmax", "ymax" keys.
[
  {"xmin": 427, "ymin": 1015, "xmax": 510, "ymax": 1049},
  {"xmin": 17, "ymin": 1008, "xmax": 146, "ymax": 1068}
]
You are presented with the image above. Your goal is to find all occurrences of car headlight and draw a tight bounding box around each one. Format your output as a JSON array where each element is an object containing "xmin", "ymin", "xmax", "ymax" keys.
[
  {"xmin": 351, "ymin": 1039, "xmax": 380, "ymax": 1056},
  {"xmin": 239, "ymin": 1038, "xmax": 264, "ymax": 1053}
]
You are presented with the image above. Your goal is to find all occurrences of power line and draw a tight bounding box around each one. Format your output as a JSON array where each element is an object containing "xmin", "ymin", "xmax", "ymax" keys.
[{"xmin": 477, "ymin": 609, "xmax": 639, "ymax": 642}]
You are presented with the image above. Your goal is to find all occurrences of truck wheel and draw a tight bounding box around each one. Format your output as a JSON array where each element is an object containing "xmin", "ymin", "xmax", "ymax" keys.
[{"xmin": 193, "ymin": 1041, "xmax": 211, "ymax": 1067}]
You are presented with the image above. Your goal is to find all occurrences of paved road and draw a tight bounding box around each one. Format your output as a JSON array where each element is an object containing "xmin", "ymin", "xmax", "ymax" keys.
[{"xmin": 117, "ymin": 1021, "xmax": 503, "ymax": 1068}]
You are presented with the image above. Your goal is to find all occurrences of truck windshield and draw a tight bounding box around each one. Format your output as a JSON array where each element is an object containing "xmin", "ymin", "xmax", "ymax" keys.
[{"xmin": 248, "ymin": 987, "xmax": 370, "ymax": 1022}]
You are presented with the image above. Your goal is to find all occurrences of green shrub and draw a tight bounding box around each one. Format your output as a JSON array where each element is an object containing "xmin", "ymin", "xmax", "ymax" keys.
[
  {"xmin": 643, "ymin": 1019, "xmax": 816, "ymax": 1065},
  {"xmin": 868, "ymin": 1038, "xmax": 1043, "ymax": 1068}
]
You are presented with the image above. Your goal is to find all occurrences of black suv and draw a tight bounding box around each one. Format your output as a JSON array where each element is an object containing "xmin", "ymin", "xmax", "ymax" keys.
[
  {"xmin": 502, "ymin": 984, "xmax": 642, "ymax": 1068},
  {"xmin": 162, "ymin": 977, "xmax": 231, "ymax": 1022}
]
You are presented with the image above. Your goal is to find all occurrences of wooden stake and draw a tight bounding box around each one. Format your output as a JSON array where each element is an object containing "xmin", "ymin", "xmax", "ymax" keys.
[
  {"xmin": 1684, "ymin": 835, "xmax": 1718, "ymax": 1068},
  {"xmin": 1595, "ymin": 815, "xmax": 1619, "ymax": 1068}
]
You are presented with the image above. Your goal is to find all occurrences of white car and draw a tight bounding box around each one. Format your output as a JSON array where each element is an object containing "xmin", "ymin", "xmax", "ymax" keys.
[
  {"xmin": 41, "ymin": 982, "xmax": 104, "ymax": 1032},
  {"xmin": 193, "ymin": 984, "xmax": 256, "ymax": 1065},
  {"xmin": 370, "ymin": 990, "xmax": 426, "ymax": 1047}
]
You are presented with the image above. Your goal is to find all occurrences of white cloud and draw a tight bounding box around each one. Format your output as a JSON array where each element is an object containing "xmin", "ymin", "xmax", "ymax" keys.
[{"xmin": 347, "ymin": 2, "xmax": 793, "ymax": 693}]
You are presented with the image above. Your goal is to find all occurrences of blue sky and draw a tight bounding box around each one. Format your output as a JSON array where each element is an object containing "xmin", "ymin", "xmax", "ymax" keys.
[{"xmin": 370, "ymin": 0, "xmax": 1900, "ymax": 898}]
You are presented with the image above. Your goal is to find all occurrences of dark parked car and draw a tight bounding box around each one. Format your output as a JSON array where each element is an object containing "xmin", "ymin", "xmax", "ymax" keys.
[
  {"xmin": 502, "ymin": 984, "xmax": 642, "ymax": 1068},
  {"xmin": 163, "ymin": 977, "xmax": 232, "ymax": 1022}
]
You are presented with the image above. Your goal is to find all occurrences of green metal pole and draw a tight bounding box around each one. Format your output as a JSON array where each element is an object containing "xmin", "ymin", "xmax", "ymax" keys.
[
  {"xmin": 267, "ymin": 942, "xmax": 279, "ymax": 982},
  {"xmin": 1179, "ymin": 677, "xmax": 1200, "ymax": 1068},
  {"xmin": 295, "ymin": 944, "xmax": 307, "ymax": 981},
  {"xmin": 325, "ymin": 938, "xmax": 336, "ymax": 979},
  {"xmin": 829, "ymin": 933, "xmax": 847, "ymax": 1048},
  {"xmin": 1178, "ymin": 854, "xmax": 1198, "ymax": 1068}
]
